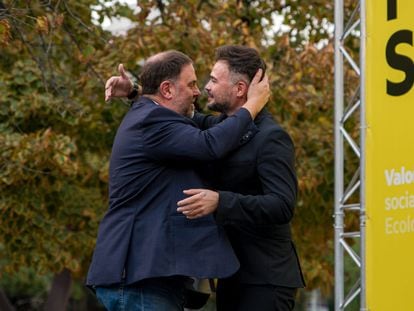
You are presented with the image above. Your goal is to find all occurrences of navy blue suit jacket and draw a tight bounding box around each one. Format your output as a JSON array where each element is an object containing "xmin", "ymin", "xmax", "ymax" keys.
[{"xmin": 87, "ymin": 96, "xmax": 256, "ymax": 286}]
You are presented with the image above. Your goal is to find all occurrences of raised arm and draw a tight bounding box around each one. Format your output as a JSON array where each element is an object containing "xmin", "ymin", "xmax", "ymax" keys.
[
  {"xmin": 239, "ymin": 69, "xmax": 269, "ymax": 119},
  {"xmin": 105, "ymin": 64, "xmax": 138, "ymax": 101},
  {"xmin": 139, "ymin": 105, "xmax": 256, "ymax": 162}
]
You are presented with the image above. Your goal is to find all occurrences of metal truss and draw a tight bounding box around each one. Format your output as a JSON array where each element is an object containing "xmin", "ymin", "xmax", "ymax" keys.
[{"xmin": 334, "ymin": 0, "xmax": 367, "ymax": 310}]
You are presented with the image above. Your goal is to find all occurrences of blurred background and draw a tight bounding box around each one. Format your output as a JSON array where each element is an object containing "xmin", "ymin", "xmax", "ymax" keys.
[{"xmin": 0, "ymin": 0, "xmax": 361, "ymax": 310}]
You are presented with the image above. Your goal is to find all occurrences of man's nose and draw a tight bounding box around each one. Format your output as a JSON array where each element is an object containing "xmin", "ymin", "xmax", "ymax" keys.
[
  {"xmin": 204, "ymin": 81, "xmax": 211, "ymax": 92},
  {"xmin": 194, "ymin": 85, "xmax": 201, "ymax": 96}
]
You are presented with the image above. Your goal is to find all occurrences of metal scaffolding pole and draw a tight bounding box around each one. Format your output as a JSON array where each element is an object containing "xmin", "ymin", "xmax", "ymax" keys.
[
  {"xmin": 334, "ymin": 0, "xmax": 366, "ymax": 310},
  {"xmin": 359, "ymin": 0, "xmax": 367, "ymax": 309},
  {"xmin": 334, "ymin": 0, "xmax": 344, "ymax": 309}
]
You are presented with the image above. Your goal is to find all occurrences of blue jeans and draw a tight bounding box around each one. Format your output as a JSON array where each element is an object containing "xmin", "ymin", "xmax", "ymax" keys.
[{"xmin": 95, "ymin": 277, "xmax": 186, "ymax": 311}]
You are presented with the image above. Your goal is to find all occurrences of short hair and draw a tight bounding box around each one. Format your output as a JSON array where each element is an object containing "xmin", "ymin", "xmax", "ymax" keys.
[
  {"xmin": 214, "ymin": 45, "xmax": 266, "ymax": 83},
  {"xmin": 140, "ymin": 50, "xmax": 193, "ymax": 95}
]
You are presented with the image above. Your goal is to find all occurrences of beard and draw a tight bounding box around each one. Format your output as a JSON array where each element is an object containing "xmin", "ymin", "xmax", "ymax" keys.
[{"xmin": 207, "ymin": 100, "xmax": 230, "ymax": 114}]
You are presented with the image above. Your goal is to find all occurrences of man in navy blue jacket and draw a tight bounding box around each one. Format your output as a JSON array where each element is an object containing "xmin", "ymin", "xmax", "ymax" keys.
[{"xmin": 87, "ymin": 50, "xmax": 269, "ymax": 310}]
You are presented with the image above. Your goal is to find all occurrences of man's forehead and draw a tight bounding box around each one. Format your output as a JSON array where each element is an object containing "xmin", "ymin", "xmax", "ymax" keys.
[{"xmin": 211, "ymin": 61, "xmax": 230, "ymax": 77}]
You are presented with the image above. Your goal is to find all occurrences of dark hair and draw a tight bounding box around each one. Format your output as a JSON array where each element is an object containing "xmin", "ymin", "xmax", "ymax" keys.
[
  {"xmin": 140, "ymin": 50, "xmax": 192, "ymax": 95},
  {"xmin": 214, "ymin": 45, "xmax": 266, "ymax": 82}
]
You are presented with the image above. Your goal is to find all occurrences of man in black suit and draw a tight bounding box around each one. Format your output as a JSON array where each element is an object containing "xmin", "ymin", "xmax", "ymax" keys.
[
  {"xmin": 87, "ymin": 50, "xmax": 269, "ymax": 311},
  {"xmin": 177, "ymin": 46, "xmax": 305, "ymax": 311}
]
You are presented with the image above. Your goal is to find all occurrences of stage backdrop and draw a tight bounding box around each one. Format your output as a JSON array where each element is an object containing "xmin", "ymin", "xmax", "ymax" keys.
[{"xmin": 365, "ymin": 0, "xmax": 414, "ymax": 310}]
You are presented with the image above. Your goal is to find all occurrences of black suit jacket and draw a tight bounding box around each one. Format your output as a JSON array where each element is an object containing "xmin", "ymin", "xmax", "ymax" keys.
[{"xmin": 194, "ymin": 109, "xmax": 305, "ymax": 288}]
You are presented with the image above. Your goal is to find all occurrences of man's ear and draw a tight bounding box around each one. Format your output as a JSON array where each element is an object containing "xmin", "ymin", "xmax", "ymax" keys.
[
  {"xmin": 236, "ymin": 80, "xmax": 249, "ymax": 98},
  {"xmin": 159, "ymin": 80, "xmax": 174, "ymax": 99}
]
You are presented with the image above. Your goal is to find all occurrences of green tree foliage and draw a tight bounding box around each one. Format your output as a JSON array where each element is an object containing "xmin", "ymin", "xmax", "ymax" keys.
[
  {"xmin": 0, "ymin": 0, "xmax": 360, "ymax": 305},
  {"xmin": 0, "ymin": 0, "xmax": 125, "ymax": 285}
]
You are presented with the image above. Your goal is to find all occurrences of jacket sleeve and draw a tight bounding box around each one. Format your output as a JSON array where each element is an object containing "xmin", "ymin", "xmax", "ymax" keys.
[
  {"xmin": 142, "ymin": 107, "xmax": 252, "ymax": 162},
  {"xmin": 192, "ymin": 112, "xmax": 223, "ymax": 130},
  {"xmin": 215, "ymin": 129, "xmax": 298, "ymax": 225}
]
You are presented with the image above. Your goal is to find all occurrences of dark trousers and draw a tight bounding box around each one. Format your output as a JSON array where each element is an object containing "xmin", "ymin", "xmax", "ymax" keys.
[{"xmin": 216, "ymin": 278, "xmax": 297, "ymax": 311}]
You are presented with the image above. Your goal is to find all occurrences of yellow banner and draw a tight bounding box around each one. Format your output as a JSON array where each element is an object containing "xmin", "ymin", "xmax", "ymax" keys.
[{"xmin": 365, "ymin": 0, "xmax": 414, "ymax": 310}]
